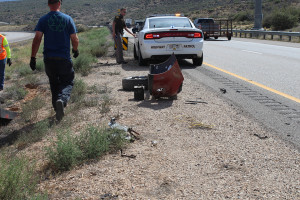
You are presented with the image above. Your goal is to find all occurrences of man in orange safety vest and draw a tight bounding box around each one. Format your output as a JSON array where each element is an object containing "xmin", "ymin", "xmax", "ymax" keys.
[{"xmin": 0, "ymin": 34, "xmax": 12, "ymax": 91}]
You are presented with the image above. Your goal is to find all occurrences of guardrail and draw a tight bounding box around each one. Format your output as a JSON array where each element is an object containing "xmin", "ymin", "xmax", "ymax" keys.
[{"xmin": 232, "ymin": 29, "xmax": 300, "ymax": 42}]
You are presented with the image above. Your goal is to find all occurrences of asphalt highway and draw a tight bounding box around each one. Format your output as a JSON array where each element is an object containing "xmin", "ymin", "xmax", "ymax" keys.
[
  {"xmin": 182, "ymin": 38, "xmax": 300, "ymax": 150},
  {"xmin": 0, "ymin": 31, "xmax": 35, "ymax": 43},
  {"xmin": 203, "ymin": 38, "xmax": 300, "ymax": 100}
]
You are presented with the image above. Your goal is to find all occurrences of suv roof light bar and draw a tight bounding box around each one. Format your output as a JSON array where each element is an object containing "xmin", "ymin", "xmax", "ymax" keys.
[{"xmin": 147, "ymin": 14, "xmax": 185, "ymax": 18}]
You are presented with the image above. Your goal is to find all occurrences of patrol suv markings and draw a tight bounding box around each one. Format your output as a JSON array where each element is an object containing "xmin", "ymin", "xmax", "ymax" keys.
[
  {"xmin": 184, "ymin": 45, "xmax": 195, "ymax": 48},
  {"xmin": 151, "ymin": 46, "xmax": 165, "ymax": 49}
]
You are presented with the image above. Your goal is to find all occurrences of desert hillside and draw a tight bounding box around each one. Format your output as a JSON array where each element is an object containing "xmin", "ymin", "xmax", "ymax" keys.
[{"xmin": 0, "ymin": 0, "xmax": 299, "ymax": 27}]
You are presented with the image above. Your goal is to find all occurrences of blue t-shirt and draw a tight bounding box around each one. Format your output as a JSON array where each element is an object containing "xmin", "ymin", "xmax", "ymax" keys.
[{"xmin": 35, "ymin": 11, "xmax": 77, "ymax": 60}]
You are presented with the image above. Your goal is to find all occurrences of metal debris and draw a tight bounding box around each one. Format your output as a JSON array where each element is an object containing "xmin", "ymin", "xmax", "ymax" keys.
[
  {"xmin": 151, "ymin": 140, "xmax": 158, "ymax": 147},
  {"xmin": 185, "ymin": 100, "xmax": 208, "ymax": 104},
  {"xmin": 100, "ymin": 193, "xmax": 118, "ymax": 199},
  {"xmin": 220, "ymin": 88, "xmax": 227, "ymax": 94},
  {"xmin": 108, "ymin": 118, "xmax": 140, "ymax": 140},
  {"xmin": 120, "ymin": 149, "xmax": 136, "ymax": 159},
  {"xmin": 254, "ymin": 133, "xmax": 268, "ymax": 140}
]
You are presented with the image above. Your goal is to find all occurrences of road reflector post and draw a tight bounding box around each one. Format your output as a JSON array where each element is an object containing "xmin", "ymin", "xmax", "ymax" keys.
[{"xmin": 114, "ymin": 37, "xmax": 128, "ymax": 51}]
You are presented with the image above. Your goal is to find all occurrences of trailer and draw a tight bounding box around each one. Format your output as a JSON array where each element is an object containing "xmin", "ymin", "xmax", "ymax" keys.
[{"xmin": 194, "ymin": 18, "xmax": 233, "ymax": 40}]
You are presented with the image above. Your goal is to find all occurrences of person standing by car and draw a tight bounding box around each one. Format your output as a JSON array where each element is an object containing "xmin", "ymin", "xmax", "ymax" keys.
[
  {"xmin": 112, "ymin": 8, "xmax": 135, "ymax": 64},
  {"xmin": 0, "ymin": 34, "xmax": 12, "ymax": 91},
  {"xmin": 30, "ymin": 0, "xmax": 79, "ymax": 121}
]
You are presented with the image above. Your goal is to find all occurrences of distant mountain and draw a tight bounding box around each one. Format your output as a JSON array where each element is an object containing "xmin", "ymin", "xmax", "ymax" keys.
[{"xmin": 0, "ymin": 0, "xmax": 299, "ymax": 27}]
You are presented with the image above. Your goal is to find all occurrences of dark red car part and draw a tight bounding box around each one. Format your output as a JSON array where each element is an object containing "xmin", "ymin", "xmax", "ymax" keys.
[{"xmin": 148, "ymin": 54, "xmax": 184, "ymax": 98}]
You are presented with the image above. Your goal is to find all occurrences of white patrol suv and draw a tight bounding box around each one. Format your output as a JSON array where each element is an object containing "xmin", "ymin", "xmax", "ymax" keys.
[{"xmin": 133, "ymin": 15, "xmax": 204, "ymax": 66}]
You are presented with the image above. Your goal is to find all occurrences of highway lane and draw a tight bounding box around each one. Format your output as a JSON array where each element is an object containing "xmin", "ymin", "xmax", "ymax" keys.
[
  {"xmin": 180, "ymin": 38, "xmax": 300, "ymax": 150},
  {"xmin": 0, "ymin": 32, "xmax": 35, "ymax": 43},
  {"xmin": 202, "ymin": 38, "xmax": 300, "ymax": 100}
]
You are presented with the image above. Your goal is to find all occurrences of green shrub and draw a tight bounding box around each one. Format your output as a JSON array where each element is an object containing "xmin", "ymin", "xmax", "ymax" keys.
[
  {"xmin": 46, "ymin": 126, "xmax": 127, "ymax": 172},
  {"xmin": 70, "ymin": 79, "xmax": 87, "ymax": 103},
  {"xmin": 72, "ymin": 27, "xmax": 111, "ymax": 75},
  {"xmin": 21, "ymin": 97, "xmax": 44, "ymax": 122},
  {"xmin": 263, "ymin": 15, "xmax": 272, "ymax": 29},
  {"xmin": 6, "ymin": 83, "xmax": 28, "ymax": 100},
  {"xmin": 88, "ymin": 84, "xmax": 110, "ymax": 94},
  {"xmin": 23, "ymin": 74, "xmax": 40, "ymax": 88},
  {"xmin": 18, "ymin": 120, "xmax": 50, "ymax": 145},
  {"xmin": 263, "ymin": 8, "xmax": 299, "ymax": 30},
  {"xmin": 233, "ymin": 11, "xmax": 253, "ymax": 22},
  {"xmin": 18, "ymin": 64, "xmax": 32, "ymax": 77},
  {"xmin": 35, "ymin": 60, "xmax": 44, "ymax": 72},
  {"xmin": 77, "ymin": 24, "xmax": 90, "ymax": 33},
  {"xmin": 4, "ymin": 71, "xmax": 12, "ymax": 80},
  {"xmin": 46, "ymin": 131, "xmax": 82, "ymax": 171},
  {"xmin": 73, "ymin": 53, "xmax": 95, "ymax": 76},
  {"xmin": 90, "ymin": 43, "xmax": 107, "ymax": 57},
  {"xmin": 79, "ymin": 28, "xmax": 110, "ymax": 58},
  {"xmin": 0, "ymin": 153, "xmax": 37, "ymax": 200},
  {"xmin": 99, "ymin": 94, "xmax": 112, "ymax": 114},
  {"xmin": 84, "ymin": 97, "xmax": 99, "ymax": 107},
  {"xmin": 107, "ymin": 128, "xmax": 128, "ymax": 151},
  {"xmin": 271, "ymin": 12, "xmax": 298, "ymax": 30},
  {"xmin": 77, "ymin": 126, "xmax": 110, "ymax": 159}
]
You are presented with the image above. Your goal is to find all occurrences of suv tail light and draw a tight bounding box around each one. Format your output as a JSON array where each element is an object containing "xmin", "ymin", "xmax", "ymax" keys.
[{"xmin": 144, "ymin": 31, "xmax": 202, "ymax": 39}]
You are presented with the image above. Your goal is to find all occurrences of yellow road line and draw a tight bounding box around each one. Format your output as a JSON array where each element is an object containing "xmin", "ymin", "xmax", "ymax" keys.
[{"xmin": 203, "ymin": 62, "xmax": 300, "ymax": 104}]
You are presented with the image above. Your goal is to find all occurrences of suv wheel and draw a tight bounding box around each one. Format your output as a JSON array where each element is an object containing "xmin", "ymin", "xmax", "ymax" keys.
[
  {"xmin": 134, "ymin": 45, "xmax": 138, "ymax": 60},
  {"xmin": 192, "ymin": 54, "xmax": 203, "ymax": 66},
  {"xmin": 138, "ymin": 48, "xmax": 147, "ymax": 66}
]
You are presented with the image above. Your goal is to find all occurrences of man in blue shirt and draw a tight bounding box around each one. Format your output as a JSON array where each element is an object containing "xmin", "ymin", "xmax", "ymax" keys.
[{"xmin": 30, "ymin": 0, "xmax": 79, "ymax": 121}]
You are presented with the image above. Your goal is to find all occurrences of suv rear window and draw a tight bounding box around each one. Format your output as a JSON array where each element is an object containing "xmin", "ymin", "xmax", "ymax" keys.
[
  {"xmin": 149, "ymin": 18, "xmax": 192, "ymax": 28},
  {"xmin": 197, "ymin": 19, "xmax": 214, "ymax": 23}
]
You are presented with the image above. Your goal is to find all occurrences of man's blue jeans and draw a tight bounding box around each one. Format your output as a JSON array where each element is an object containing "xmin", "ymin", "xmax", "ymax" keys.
[
  {"xmin": 44, "ymin": 58, "xmax": 74, "ymax": 110},
  {"xmin": 0, "ymin": 58, "xmax": 7, "ymax": 90}
]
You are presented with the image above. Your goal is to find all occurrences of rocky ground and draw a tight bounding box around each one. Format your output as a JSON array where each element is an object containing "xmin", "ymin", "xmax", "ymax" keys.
[
  {"xmin": 41, "ymin": 52, "xmax": 300, "ymax": 199},
  {"xmin": 1, "ymin": 46, "xmax": 299, "ymax": 199}
]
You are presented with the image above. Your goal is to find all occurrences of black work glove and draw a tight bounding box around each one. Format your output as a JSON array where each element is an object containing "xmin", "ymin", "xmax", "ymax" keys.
[
  {"xmin": 7, "ymin": 58, "xmax": 12, "ymax": 66},
  {"xmin": 72, "ymin": 49, "xmax": 79, "ymax": 58},
  {"xmin": 30, "ymin": 57, "xmax": 36, "ymax": 71}
]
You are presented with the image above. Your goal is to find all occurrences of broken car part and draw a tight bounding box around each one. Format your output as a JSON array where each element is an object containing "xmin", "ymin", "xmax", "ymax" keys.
[{"xmin": 148, "ymin": 54, "xmax": 184, "ymax": 98}]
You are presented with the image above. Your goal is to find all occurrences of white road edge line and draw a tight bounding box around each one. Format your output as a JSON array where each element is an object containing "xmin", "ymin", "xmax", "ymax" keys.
[{"xmin": 242, "ymin": 50, "xmax": 262, "ymax": 55}]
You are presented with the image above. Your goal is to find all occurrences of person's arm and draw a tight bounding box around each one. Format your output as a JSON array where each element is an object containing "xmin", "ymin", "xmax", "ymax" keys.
[
  {"xmin": 70, "ymin": 33, "xmax": 79, "ymax": 58},
  {"xmin": 31, "ymin": 31, "xmax": 43, "ymax": 58},
  {"xmin": 3, "ymin": 37, "xmax": 11, "ymax": 59},
  {"xmin": 70, "ymin": 33, "xmax": 79, "ymax": 51},
  {"xmin": 124, "ymin": 27, "xmax": 135, "ymax": 37}
]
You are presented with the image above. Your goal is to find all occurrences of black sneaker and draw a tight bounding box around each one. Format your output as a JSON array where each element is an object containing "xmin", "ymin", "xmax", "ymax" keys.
[{"xmin": 55, "ymin": 99, "xmax": 64, "ymax": 121}]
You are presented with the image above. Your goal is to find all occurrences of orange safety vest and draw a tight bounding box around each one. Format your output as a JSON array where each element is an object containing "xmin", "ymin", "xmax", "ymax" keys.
[{"xmin": 0, "ymin": 34, "xmax": 7, "ymax": 60}]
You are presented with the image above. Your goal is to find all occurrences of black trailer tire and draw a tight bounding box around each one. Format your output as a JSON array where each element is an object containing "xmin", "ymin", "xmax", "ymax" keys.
[
  {"xmin": 204, "ymin": 34, "xmax": 208, "ymax": 40},
  {"xmin": 122, "ymin": 76, "xmax": 148, "ymax": 91},
  {"xmin": 134, "ymin": 45, "xmax": 138, "ymax": 60},
  {"xmin": 214, "ymin": 36, "xmax": 219, "ymax": 39},
  {"xmin": 192, "ymin": 54, "xmax": 203, "ymax": 66}
]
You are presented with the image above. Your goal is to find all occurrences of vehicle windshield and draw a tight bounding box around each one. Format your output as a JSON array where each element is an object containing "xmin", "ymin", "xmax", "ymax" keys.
[{"xmin": 149, "ymin": 18, "xmax": 192, "ymax": 28}]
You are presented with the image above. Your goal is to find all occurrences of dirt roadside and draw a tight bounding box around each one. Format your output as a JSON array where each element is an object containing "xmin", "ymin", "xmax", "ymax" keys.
[{"xmin": 32, "ymin": 47, "xmax": 300, "ymax": 199}]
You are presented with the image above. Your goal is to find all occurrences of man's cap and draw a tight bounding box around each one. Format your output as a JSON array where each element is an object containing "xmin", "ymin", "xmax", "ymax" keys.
[{"xmin": 48, "ymin": 0, "xmax": 61, "ymax": 4}]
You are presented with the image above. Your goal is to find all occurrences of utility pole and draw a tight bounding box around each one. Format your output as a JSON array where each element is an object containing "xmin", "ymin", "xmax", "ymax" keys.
[{"xmin": 253, "ymin": 0, "xmax": 263, "ymax": 30}]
